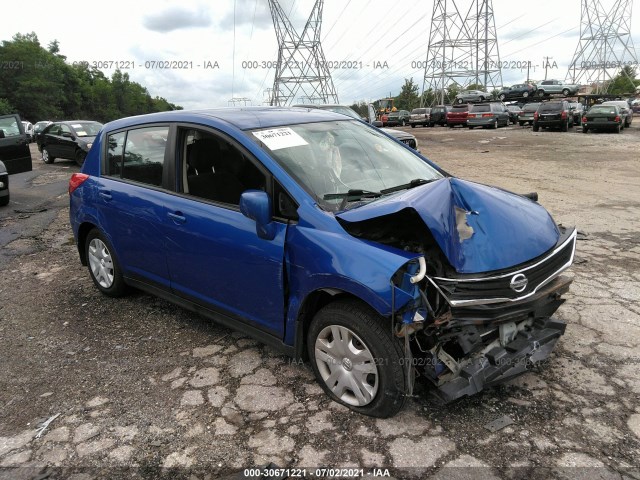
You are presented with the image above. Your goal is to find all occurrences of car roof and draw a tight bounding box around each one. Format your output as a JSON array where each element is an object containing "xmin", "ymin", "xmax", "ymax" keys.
[{"xmin": 103, "ymin": 107, "xmax": 349, "ymax": 132}]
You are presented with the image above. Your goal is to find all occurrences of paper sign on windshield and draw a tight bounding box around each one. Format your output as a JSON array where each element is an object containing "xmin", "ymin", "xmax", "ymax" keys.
[{"xmin": 252, "ymin": 128, "xmax": 308, "ymax": 151}]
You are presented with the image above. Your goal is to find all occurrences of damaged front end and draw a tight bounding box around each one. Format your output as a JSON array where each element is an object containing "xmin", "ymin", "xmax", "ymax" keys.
[{"xmin": 338, "ymin": 178, "xmax": 577, "ymax": 402}]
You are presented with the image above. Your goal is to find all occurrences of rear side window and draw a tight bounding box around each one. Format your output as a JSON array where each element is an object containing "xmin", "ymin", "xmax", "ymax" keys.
[
  {"xmin": 470, "ymin": 105, "xmax": 491, "ymax": 112},
  {"xmin": 106, "ymin": 126, "xmax": 169, "ymax": 187}
]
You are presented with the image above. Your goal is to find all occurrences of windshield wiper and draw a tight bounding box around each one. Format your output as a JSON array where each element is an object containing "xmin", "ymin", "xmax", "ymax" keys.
[
  {"xmin": 323, "ymin": 189, "xmax": 383, "ymax": 210},
  {"xmin": 380, "ymin": 178, "xmax": 434, "ymax": 195},
  {"xmin": 323, "ymin": 189, "xmax": 382, "ymax": 201}
]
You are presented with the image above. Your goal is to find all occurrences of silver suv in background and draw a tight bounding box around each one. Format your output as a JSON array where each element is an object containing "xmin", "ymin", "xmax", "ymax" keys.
[
  {"xmin": 409, "ymin": 107, "xmax": 431, "ymax": 127},
  {"xmin": 455, "ymin": 89, "xmax": 490, "ymax": 104}
]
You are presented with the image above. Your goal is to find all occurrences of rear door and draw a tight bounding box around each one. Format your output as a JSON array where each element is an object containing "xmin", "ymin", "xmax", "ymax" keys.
[{"xmin": 0, "ymin": 114, "xmax": 32, "ymax": 174}]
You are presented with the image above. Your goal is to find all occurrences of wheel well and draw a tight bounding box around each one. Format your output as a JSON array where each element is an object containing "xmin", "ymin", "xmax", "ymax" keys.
[
  {"xmin": 76, "ymin": 222, "xmax": 97, "ymax": 265},
  {"xmin": 295, "ymin": 289, "xmax": 384, "ymax": 360}
]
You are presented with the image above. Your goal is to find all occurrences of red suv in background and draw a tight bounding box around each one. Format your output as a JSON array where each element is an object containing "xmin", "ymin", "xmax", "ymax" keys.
[{"xmin": 446, "ymin": 104, "xmax": 469, "ymax": 128}]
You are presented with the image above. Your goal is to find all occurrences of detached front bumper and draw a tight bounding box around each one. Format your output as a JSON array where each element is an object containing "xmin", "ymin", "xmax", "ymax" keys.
[{"xmin": 435, "ymin": 317, "xmax": 566, "ymax": 402}]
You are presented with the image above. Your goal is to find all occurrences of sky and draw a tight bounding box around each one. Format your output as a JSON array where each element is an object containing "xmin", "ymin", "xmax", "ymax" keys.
[{"xmin": 2, "ymin": 0, "xmax": 639, "ymax": 109}]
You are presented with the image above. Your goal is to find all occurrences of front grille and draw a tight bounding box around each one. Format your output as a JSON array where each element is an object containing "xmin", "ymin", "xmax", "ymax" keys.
[{"xmin": 429, "ymin": 228, "xmax": 576, "ymax": 307}]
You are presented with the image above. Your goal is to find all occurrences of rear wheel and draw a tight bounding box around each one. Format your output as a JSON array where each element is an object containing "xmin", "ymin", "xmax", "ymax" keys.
[
  {"xmin": 562, "ymin": 120, "xmax": 569, "ymax": 132},
  {"xmin": 307, "ymin": 300, "xmax": 406, "ymax": 418},
  {"xmin": 498, "ymin": 94, "xmax": 506, "ymax": 101},
  {"xmin": 468, "ymin": 126, "xmax": 474, "ymax": 130},
  {"xmin": 582, "ymin": 127, "xmax": 589, "ymax": 133},
  {"xmin": 519, "ymin": 121, "xmax": 524, "ymax": 127},
  {"xmin": 42, "ymin": 147, "xmax": 54, "ymax": 164},
  {"xmin": 0, "ymin": 193, "xmax": 9, "ymax": 207},
  {"xmin": 456, "ymin": 98, "xmax": 464, "ymax": 104},
  {"xmin": 615, "ymin": 124, "xmax": 621, "ymax": 133},
  {"xmin": 523, "ymin": 91, "xmax": 529, "ymax": 98},
  {"xmin": 537, "ymin": 90, "xmax": 545, "ymax": 97},
  {"xmin": 85, "ymin": 229, "xmax": 127, "ymax": 297},
  {"xmin": 491, "ymin": 119, "xmax": 498, "ymax": 129},
  {"xmin": 411, "ymin": 124, "xmax": 415, "ymax": 128},
  {"xmin": 562, "ymin": 88, "xmax": 570, "ymax": 96},
  {"xmin": 533, "ymin": 125, "xmax": 539, "ymax": 132}
]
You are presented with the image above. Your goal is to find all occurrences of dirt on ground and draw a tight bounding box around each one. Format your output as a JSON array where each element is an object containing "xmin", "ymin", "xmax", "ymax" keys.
[{"xmin": 0, "ymin": 124, "xmax": 639, "ymax": 479}]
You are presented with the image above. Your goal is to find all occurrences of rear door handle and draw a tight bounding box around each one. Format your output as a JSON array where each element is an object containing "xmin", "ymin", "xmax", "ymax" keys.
[
  {"xmin": 167, "ymin": 212, "xmax": 186, "ymax": 224},
  {"xmin": 99, "ymin": 191, "xmax": 112, "ymax": 201}
]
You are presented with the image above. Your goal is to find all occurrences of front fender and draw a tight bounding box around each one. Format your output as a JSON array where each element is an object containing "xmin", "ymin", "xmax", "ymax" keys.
[{"xmin": 283, "ymin": 224, "xmax": 421, "ymax": 345}]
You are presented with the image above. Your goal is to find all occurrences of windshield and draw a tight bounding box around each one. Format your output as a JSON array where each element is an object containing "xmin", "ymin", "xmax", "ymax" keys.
[
  {"xmin": 538, "ymin": 103, "xmax": 562, "ymax": 112},
  {"xmin": 589, "ymin": 106, "xmax": 617, "ymax": 115},
  {"xmin": 251, "ymin": 120, "xmax": 443, "ymax": 212},
  {"xmin": 70, "ymin": 122, "xmax": 103, "ymax": 137},
  {"xmin": 523, "ymin": 104, "xmax": 540, "ymax": 112}
]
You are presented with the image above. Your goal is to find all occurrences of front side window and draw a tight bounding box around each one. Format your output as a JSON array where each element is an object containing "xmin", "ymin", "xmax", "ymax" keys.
[
  {"xmin": 251, "ymin": 121, "xmax": 443, "ymax": 212},
  {"xmin": 182, "ymin": 129, "xmax": 266, "ymax": 205},
  {"xmin": 0, "ymin": 116, "xmax": 21, "ymax": 137}
]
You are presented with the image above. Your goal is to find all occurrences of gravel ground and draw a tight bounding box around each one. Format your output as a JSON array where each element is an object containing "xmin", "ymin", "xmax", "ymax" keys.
[{"xmin": 1, "ymin": 124, "xmax": 639, "ymax": 479}]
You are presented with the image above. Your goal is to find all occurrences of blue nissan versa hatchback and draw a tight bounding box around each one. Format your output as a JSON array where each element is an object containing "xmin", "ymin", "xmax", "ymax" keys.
[{"xmin": 69, "ymin": 107, "xmax": 576, "ymax": 417}]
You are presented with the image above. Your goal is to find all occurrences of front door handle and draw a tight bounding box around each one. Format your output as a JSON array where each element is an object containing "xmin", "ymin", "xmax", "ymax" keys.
[
  {"xmin": 167, "ymin": 212, "xmax": 186, "ymax": 224},
  {"xmin": 99, "ymin": 191, "xmax": 112, "ymax": 201}
]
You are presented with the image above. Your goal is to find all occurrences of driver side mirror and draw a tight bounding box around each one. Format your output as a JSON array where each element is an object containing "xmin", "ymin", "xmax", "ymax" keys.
[
  {"xmin": 0, "ymin": 130, "xmax": 5, "ymax": 139},
  {"xmin": 61, "ymin": 132, "xmax": 74, "ymax": 138},
  {"xmin": 372, "ymin": 120, "xmax": 383, "ymax": 128},
  {"xmin": 239, "ymin": 190, "xmax": 276, "ymax": 240}
]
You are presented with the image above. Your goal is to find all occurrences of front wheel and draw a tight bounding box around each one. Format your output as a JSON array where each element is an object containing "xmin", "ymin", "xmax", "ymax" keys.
[
  {"xmin": 562, "ymin": 121, "xmax": 569, "ymax": 132},
  {"xmin": 582, "ymin": 127, "xmax": 589, "ymax": 133},
  {"xmin": 615, "ymin": 124, "xmax": 621, "ymax": 133},
  {"xmin": 85, "ymin": 229, "xmax": 127, "ymax": 297},
  {"xmin": 42, "ymin": 147, "xmax": 55, "ymax": 164},
  {"xmin": 307, "ymin": 300, "xmax": 406, "ymax": 418},
  {"xmin": 498, "ymin": 94, "xmax": 506, "ymax": 101},
  {"xmin": 401, "ymin": 119, "xmax": 406, "ymax": 126},
  {"xmin": 537, "ymin": 90, "xmax": 545, "ymax": 97},
  {"xmin": 75, "ymin": 150, "xmax": 86, "ymax": 167},
  {"xmin": 523, "ymin": 91, "xmax": 529, "ymax": 98},
  {"xmin": 519, "ymin": 121, "xmax": 524, "ymax": 127},
  {"xmin": 456, "ymin": 98, "xmax": 463, "ymax": 104},
  {"xmin": 533, "ymin": 125, "xmax": 539, "ymax": 132},
  {"xmin": 0, "ymin": 193, "xmax": 9, "ymax": 207},
  {"xmin": 562, "ymin": 88, "xmax": 570, "ymax": 96},
  {"xmin": 411, "ymin": 124, "xmax": 415, "ymax": 128}
]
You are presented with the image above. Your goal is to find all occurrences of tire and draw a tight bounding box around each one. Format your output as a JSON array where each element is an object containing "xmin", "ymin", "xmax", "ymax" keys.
[
  {"xmin": 411, "ymin": 124, "xmax": 415, "ymax": 128},
  {"xmin": 523, "ymin": 91, "xmax": 529, "ymax": 98},
  {"xmin": 479, "ymin": 96, "xmax": 485, "ymax": 102},
  {"xmin": 401, "ymin": 119, "xmax": 406, "ymax": 126},
  {"xmin": 448, "ymin": 124, "xmax": 454, "ymax": 128},
  {"xmin": 562, "ymin": 88, "xmax": 570, "ymax": 96},
  {"xmin": 456, "ymin": 98, "xmax": 463, "ymax": 104},
  {"xmin": 307, "ymin": 299, "xmax": 406, "ymax": 418},
  {"xmin": 42, "ymin": 147, "xmax": 55, "ymax": 164},
  {"xmin": 491, "ymin": 119, "xmax": 498, "ymax": 129},
  {"xmin": 498, "ymin": 94, "xmax": 506, "ymax": 101},
  {"xmin": 519, "ymin": 121, "xmax": 524, "ymax": 127},
  {"xmin": 582, "ymin": 127, "xmax": 588, "ymax": 133},
  {"xmin": 85, "ymin": 229, "xmax": 127, "ymax": 297},
  {"xmin": 615, "ymin": 124, "xmax": 621, "ymax": 133},
  {"xmin": 533, "ymin": 125, "xmax": 539, "ymax": 132},
  {"xmin": 0, "ymin": 194, "xmax": 9, "ymax": 207},
  {"xmin": 468, "ymin": 126, "xmax": 474, "ymax": 130},
  {"xmin": 562, "ymin": 120, "xmax": 568, "ymax": 132},
  {"xmin": 537, "ymin": 90, "xmax": 545, "ymax": 97},
  {"xmin": 75, "ymin": 150, "xmax": 86, "ymax": 167}
]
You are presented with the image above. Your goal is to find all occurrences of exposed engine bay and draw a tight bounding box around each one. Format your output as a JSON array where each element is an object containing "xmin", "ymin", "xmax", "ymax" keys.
[{"xmin": 338, "ymin": 207, "xmax": 577, "ymax": 402}]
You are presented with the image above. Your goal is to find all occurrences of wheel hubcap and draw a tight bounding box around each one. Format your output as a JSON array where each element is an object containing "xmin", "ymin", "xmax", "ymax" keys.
[
  {"xmin": 314, "ymin": 325, "xmax": 378, "ymax": 407},
  {"xmin": 42, "ymin": 150, "xmax": 48, "ymax": 162},
  {"xmin": 88, "ymin": 238, "xmax": 114, "ymax": 288}
]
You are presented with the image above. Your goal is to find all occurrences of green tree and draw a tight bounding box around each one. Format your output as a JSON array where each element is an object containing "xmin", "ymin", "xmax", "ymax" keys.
[
  {"xmin": 608, "ymin": 66, "xmax": 639, "ymax": 94},
  {"xmin": 0, "ymin": 98, "xmax": 15, "ymax": 115},
  {"xmin": 395, "ymin": 78, "xmax": 420, "ymax": 111}
]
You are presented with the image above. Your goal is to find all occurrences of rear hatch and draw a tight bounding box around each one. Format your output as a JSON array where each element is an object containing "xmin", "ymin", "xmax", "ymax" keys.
[
  {"xmin": 537, "ymin": 104, "xmax": 563, "ymax": 121},
  {"xmin": 468, "ymin": 104, "xmax": 494, "ymax": 119},
  {"xmin": 447, "ymin": 105, "xmax": 469, "ymax": 121}
]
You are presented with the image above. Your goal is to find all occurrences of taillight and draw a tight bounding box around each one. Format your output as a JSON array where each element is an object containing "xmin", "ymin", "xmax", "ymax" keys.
[
  {"xmin": 561, "ymin": 111, "xmax": 567, "ymax": 119},
  {"xmin": 69, "ymin": 173, "xmax": 89, "ymax": 194},
  {"xmin": 615, "ymin": 116, "xmax": 620, "ymax": 122},
  {"xmin": 582, "ymin": 116, "xmax": 587, "ymax": 123},
  {"xmin": 534, "ymin": 112, "xmax": 539, "ymax": 120},
  {"xmin": 482, "ymin": 113, "xmax": 493, "ymax": 117}
]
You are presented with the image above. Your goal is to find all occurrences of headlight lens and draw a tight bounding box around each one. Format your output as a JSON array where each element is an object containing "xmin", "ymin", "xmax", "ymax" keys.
[{"xmin": 85, "ymin": 143, "xmax": 93, "ymax": 150}]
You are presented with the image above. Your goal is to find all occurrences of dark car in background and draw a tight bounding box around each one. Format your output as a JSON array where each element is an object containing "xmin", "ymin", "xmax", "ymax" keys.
[
  {"xmin": 467, "ymin": 103, "xmax": 510, "ymax": 129},
  {"xmin": 409, "ymin": 108, "xmax": 431, "ymax": 128},
  {"xmin": 601, "ymin": 101, "xmax": 633, "ymax": 128},
  {"xmin": 506, "ymin": 105, "xmax": 523, "ymax": 124},
  {"xmin": 518, "ymin": 103, "xmax": 541, "ymax": 126},
  {"xmin": 0, "ymin": 160, "xmax": 9, "ymax": 206},
  {"xmin": 429, "ymin": 105, "xmax": 451, "ymax": 127},
  {"xmin": 0, "ymin": 113, "xmax": 33, "ymax": 175},
  {"xmin": 446, "ymin": 104, "xmax": 469, "ymax": 127},
  {"xmin": 69, "ymin": 107, "xmax": 576, "ymax": 417},
  {"xmin": 568, "ymin": 102, "xmax": 585, "ymax": 125},
  {"xmin": 498, "ymin": 83, "xmax": 537, "ymax": 101},
  {"xmin": 385, "ymin": 110, "xmax": 411, "ymax": 127},
  {"xmin": 582, "ymin": 104, "xmax": 623, "ymax": 133},
  {"xmin": 533, "ymin": 101, "xmax": 574, "ymax": 132},
  {"xmin": 38, "ymin": 121, "xmax": 103, "ymax": 166},
  {"xmin": 33, "ymin": 120, "xmax": 52, "ymax": 144}
]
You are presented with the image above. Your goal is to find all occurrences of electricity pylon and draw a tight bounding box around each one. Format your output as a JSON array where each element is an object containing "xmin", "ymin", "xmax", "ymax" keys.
[
  {"xmin": 566, "ymin": 0, "xmax": 639, "ymax": 94},
  {"xmin": 421, "ymin": 0, "xmax": 503, "ymax": 106},
  {"xmin": 268, "ymin": 0, "xmax": 339, "ymax": 106}
]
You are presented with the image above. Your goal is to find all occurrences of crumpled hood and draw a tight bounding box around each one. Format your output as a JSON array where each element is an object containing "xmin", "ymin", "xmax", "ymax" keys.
[{"xmin": 336, "ymin": 177, "xmax": 560, "ymax": 274}]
